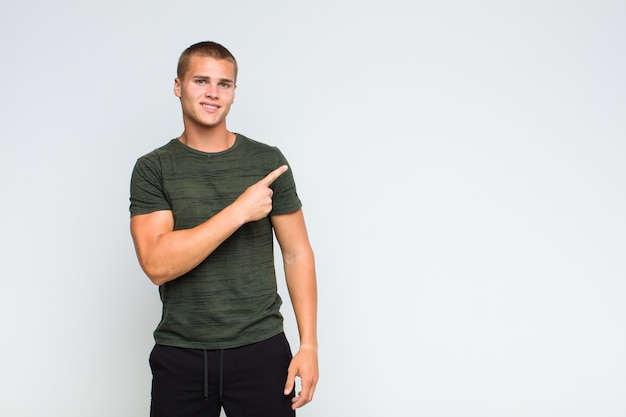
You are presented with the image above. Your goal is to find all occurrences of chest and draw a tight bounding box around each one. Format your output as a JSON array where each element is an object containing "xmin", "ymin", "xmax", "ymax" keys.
[{"xmin": 160, "ymin": 157, "xmax": 266, "ymax": 229}]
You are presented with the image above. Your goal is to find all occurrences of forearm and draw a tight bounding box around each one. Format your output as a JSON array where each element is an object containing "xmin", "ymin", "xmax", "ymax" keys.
[
  {"xmin": 283, "ymin": 246, "xmax": 319, "ymax": 409},
  {"xmin": 132, "ymin": 204, "xmax": 245, "ymax": 285},
  {"xmin": 272, "ymin": 210, "xmax": 318, "ymax": 408},
  {"xmin": 284, "ymin": 250, "xmax": 318, "ymax": 347}
]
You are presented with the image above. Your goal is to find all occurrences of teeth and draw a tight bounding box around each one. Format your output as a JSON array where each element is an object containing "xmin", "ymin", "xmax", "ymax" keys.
[{"xmin": 203, "ymin": 104, "xmax": 218, "ymax": 109}]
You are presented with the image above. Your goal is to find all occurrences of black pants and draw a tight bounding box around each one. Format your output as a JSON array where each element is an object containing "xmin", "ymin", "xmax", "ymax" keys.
[{"xmin": 149, "ymin": 333, "xmax": 295, "ymax": 417}]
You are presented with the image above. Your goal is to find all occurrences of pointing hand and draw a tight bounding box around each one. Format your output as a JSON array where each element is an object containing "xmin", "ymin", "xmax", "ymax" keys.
[{"xmin": 234, "ymin": 165, "xmax": 288, "ymax": 222}]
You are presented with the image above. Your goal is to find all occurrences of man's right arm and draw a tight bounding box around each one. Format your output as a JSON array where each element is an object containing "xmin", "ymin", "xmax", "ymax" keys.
[{"xmin": 130, "ymin": 165, "xmax": 288, "ymax": 285}]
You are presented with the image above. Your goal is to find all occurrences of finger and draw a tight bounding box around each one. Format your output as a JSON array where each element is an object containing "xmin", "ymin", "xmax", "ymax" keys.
[
  {"xmin": 298, "ymin": 378, "xmax": 315, "ymax": 406},
  {"xmin": 292, "ymin": 389, "xmax": 312, "ymax": 410},
  {"xmin": 283, "ymin": 367, "xmax": 297, "ymax": 396},
  {"xmin": 260, "ymin": 165, "xmax": 288, "ymax": 186},
  {"xmin": 291, "ymin": 392, "xmax": 301, "ymax": 409}
]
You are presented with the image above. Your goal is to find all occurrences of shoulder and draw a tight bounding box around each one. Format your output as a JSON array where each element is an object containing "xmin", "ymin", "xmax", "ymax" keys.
[
  {"xmin": 133, "ymin": 139, "xmax": 184, "ymax": 173},
  {"xmin": 237, "ymin": 133, "xmax": 275, "ymax": 150},
  {"xmin": 137, "ymin": 139, "xmax": 180, "ymax": 161},
  {"xmin": 236, "ymin": 133, "xmax": 286, "ymax": 162}
]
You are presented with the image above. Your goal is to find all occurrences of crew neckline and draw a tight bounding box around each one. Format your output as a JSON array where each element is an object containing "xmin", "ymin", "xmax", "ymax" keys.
[{"xmin": 173, "ymin": 133, "xmax": 241, "ymax": 157}]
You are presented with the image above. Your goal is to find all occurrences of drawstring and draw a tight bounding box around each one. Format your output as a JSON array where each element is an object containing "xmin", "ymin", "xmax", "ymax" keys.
[
  {"xmin": 202, "ymin": 349, "xmax": 224, "ymax": 402},
  {"xmin": 219, "ymin": 349, "xmax": 224, "ymax": 399},
  {"xmin": 203, "ymin": 350, "xmax": 208, "ymax": 402}
]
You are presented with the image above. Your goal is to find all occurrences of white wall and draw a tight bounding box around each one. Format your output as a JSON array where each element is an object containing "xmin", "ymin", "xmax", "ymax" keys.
[{"xmin": 1, "ymin": 1, "xmax": 625, "ymax": 416}]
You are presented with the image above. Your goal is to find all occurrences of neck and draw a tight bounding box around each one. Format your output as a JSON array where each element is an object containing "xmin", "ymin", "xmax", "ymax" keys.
[{"xmin": 179, "ymin": 125, "xmax": 235, "ymax": 153}]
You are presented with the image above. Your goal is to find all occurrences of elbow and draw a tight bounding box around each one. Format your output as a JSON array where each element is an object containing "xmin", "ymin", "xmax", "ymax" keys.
[
  {"xmin": 283, "ymin": 250, "xmax": 316, "ymax": 279},
  {"xmin": 140, "ymin": 261, "xmax": 174, "ymax": 286},
  {"xmin": 283, "ymin": 246, "xmax": 315, "ymax": 266},
  {"xmin": 148, "ymin": 274, "xmax": 168, "ymax": 286}
]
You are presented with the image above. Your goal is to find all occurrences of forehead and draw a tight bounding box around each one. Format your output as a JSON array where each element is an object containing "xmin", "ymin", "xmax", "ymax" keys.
[{"xmin": 182, "ymin": 56, "xmax": 236, "ymax": 81}]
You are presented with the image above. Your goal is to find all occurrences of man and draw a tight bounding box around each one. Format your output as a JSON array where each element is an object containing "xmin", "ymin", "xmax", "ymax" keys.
[{"xmin": 129, "ymin": 41, "xmax": 318, "ymax": 417}]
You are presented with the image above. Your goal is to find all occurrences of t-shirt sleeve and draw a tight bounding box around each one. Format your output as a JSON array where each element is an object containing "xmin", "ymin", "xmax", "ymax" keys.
[
  {"xmin": 270, "ymin": 147, "xmax": 303, "ymax": 215},
  {"xmin": 129, "ymin": 153, "xmax": 172, "ymax": 217}
]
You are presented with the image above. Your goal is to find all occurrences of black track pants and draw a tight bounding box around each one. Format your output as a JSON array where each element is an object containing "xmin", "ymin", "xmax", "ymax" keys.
[{"xmin": 149, "ymin": 332, "xmax": 296, "ymax": 417}]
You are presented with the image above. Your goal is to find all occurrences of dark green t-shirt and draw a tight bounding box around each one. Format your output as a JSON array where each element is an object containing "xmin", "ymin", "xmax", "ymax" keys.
[{"xmin": 129, "ymin": 134, "xmax": 302, "ymax": 349}]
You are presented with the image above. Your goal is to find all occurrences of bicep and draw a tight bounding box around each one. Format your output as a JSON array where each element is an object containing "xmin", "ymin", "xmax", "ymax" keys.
[{"xmin": 130, "ymin": 210, "xmax": 175, "ymax": 259}]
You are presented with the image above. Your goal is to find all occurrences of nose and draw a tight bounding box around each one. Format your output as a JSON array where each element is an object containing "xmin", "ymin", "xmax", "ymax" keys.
[{"xmin": 205, "ymin": 84, "xmax": 218, "ymax": 99}]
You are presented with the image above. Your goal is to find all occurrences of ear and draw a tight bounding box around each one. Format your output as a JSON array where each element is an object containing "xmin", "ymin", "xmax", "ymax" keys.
[{"xmin": 173, "ymin": 78, "xmax": 182, "ymax": 98}]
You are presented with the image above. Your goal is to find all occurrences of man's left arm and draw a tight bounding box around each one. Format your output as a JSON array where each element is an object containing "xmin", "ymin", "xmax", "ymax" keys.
[{"xmin": 272, "ymin": 208, "xmax": 318, "ymax": 410}]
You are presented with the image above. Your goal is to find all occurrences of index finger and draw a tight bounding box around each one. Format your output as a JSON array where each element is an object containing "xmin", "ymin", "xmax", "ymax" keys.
[{"xmin": 260, "ymin": 165, "xmax": 288, "ymax": 186}]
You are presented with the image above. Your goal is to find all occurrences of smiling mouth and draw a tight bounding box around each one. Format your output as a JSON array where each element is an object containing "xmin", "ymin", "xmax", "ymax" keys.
[{"xmin": 202, "ymin": 104, "xmax": 219, "ymax": 111}]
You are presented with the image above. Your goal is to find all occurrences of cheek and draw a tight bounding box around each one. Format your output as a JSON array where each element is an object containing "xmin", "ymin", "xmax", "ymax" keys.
[{"xmin": 181, "ymin": 88, "xmax": 202, "ymax": 102}]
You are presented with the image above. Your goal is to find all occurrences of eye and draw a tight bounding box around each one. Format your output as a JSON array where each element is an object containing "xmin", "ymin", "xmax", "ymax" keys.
[
  {"xmin": 219, "ymin": 82, "xmax": 231, "ymax": 88},
  {"xmin": 196, "ymin": 79, "xmax": 206, "ymax": 85}
]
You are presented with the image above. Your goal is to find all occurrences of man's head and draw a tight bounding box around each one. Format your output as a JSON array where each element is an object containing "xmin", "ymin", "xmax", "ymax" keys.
[
  {"xmin": 174, "ymin": 42, "xmax": 238, "ymax": 133},
  {"xmin": 177, "ymin": 41, "xmax": 238, "ymax": 82}
]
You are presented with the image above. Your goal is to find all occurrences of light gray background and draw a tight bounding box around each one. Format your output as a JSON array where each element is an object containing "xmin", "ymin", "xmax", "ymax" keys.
[{"xmin": 1, "ymin": 1, "xmax": 624, "ymax": 416}]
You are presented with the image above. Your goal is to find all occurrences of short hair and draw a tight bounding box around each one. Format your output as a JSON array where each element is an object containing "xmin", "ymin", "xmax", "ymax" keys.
[{"xmin": 177, "ymin": 41, "xmax": 238, "ymax": 81}]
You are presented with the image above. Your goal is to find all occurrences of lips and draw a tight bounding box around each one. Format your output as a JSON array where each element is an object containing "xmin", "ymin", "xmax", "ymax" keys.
[{"xmin": 202, "ymin": 103, "xmax": 220, "ymax": 112}]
